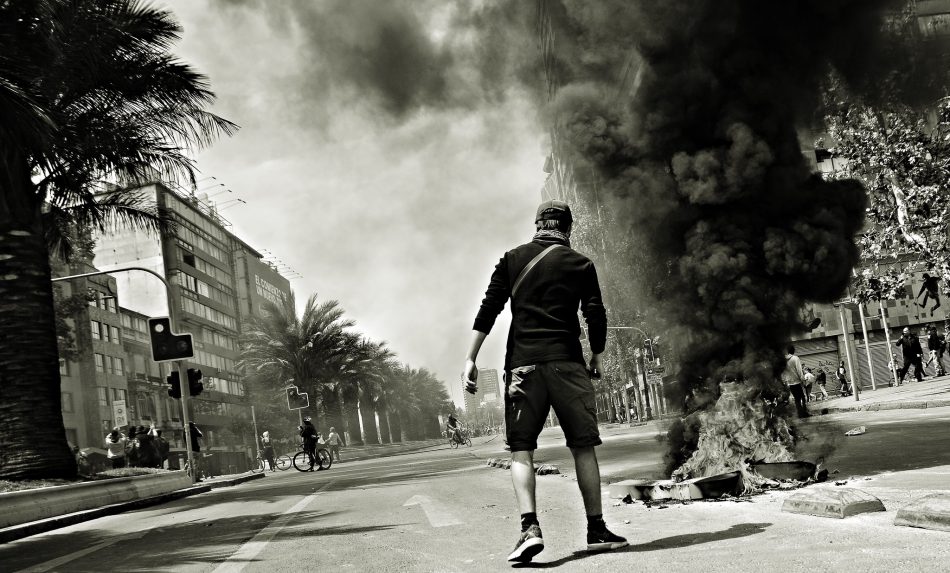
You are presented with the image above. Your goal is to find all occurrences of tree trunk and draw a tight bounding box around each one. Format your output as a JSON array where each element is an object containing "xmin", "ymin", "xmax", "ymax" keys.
[
  {"xmin": 0, "ymin": 156, "xmax": 78, "ymax": 478},
  {"xmin": 341, "ymin": 384, "xmax": 363, "ymax": 446},
  {"xmin": 377, "ymin": 404, "xmax": 392, "ymax": 444},
  {"xmin": 358, "ymin": 387, "xmax": 379, "ymax": 445},
  {"xmin": 321, "ymin": 386, "xmax": 344, "ymax": 441},
  {"xmin": 389, "ymin": 409, "xmax": 403, "ymax": 443}
]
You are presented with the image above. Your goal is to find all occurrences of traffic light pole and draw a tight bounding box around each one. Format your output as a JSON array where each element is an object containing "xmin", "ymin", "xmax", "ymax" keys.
[{"xmin": 52, "ymin": 266, "xmax": 197, "ymax": 481}]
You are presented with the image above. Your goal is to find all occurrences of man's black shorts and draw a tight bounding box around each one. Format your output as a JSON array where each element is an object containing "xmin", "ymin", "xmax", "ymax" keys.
[{"xmin": 504, "ymin": 360, "xmax": 601, "ymax": 452}]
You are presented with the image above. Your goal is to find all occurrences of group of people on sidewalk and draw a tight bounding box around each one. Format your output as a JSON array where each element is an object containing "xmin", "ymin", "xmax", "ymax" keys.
[
  {"xmin": 104, "ymin": 424, "xmax": 172, "ymax": 469},
  {"xmin": 892, "ymin": 326, "xmax": 949, "ymax": 383}
]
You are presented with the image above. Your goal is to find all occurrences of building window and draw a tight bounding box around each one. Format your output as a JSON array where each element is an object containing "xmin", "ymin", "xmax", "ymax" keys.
[
  {"xmin": 97, "ymin": 387, "xmax": 109, "ymax": 406},
  {"xmin": 61, "ymin": 392, "xmax": 74, "ymax": 413},
  {"xmin": 59, "ymin": 359, "xmax": 69, "ymax": 376},
  {"xmin": 110, "ymin": 326, "xmax": 120, "ymax": 344},
  {"xmin": 105, "ymin": 297, "xmax": 117, "ymax": 313},
  {"xmin": 121, "ymin": 313, "xmax": 131, "ymax": 328},
  {"xmin": 112, "ymin": 388, "xmax": 127, "ymax": 403},
  {"xmin": 94, "ymin": 353, "xmax": 105, "ymax": 373},
  {"xmin": 182, "ymin": 250, "xmax": 196, "ymax": 267},
  {"xmin": 91, "ymin": 320, "xmax": 101, "ymax": 340}
]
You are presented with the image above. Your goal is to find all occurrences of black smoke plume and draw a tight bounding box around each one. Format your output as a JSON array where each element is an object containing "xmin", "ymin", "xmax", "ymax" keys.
[{"xmin": 541, "ymin": 0, "xmax": 934, "ymax": 477}]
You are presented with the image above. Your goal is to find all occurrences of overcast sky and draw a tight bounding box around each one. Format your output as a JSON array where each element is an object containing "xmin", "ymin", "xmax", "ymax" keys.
[{"xmin": 163, "ymin": 1, "xmax": 548, "ymax": 408}]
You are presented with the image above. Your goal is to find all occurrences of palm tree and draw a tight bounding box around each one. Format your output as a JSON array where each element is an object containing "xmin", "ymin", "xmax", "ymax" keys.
[
  {"xmin": 239, "ymin": 292, "xmax": 353, "ymax": 435},
  {"xmin": 354, "ymin": 340, "xmax": 394, "ymax": 446},
  {"xmin": 0, "ymin": 0, "xmax": 236, "ymax": 479}
]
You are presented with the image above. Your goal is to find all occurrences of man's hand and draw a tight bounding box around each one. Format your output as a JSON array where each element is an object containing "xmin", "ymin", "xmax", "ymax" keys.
[
  {"xmin": 462, "ymin": 359, "xmax": 478, "ymax": 394},
  {"xmin": 588, "ymin": 353, "xmax": 603, "ymax": 379}
]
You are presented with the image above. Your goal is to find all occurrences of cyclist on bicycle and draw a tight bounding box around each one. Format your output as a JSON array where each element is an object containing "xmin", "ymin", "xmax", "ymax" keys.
[
  {"xmin": 300, "ymin": 417, "xmax": 318, "ymax": 471},
  {"xmin": 446, "ymin": 413, "xmax": 463, "ymax": 444}
]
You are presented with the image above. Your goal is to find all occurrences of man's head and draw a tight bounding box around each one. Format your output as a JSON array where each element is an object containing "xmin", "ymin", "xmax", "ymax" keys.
[
  {"xmin": 903, "ymin": 327, "xmax": 911, "ymax": 336},
  {"xmin": 329, "ymin": 427, "xmax": 335, "ymax": 432},
  {"xmin": 786, "ymin": 344, "xmax": 795, "ymax": 355},
  {"xmin": 535, "ymin": 200, "xmax": 573, "ymax": 234}
]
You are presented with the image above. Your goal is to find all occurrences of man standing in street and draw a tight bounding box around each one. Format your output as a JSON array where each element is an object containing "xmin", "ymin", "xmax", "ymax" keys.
[
  {"xmin": 895, "ymin": 327, "xmax": 925, "ymax": 384},
  {"xmin": 782, "ymin": 345, "xmax": 809, "ymax": 418},
  {"xmin": 462, "ymin": 200, "xmax": 627, "ymax": 564},
  {"xmin": 188, "ymin": 421, "xmax": 203, "ymax": 481}
]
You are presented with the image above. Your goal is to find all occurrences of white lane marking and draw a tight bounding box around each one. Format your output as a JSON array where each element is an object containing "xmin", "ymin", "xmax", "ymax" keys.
[
  {"xmin": 16, "ymin": 530, "xmax": 147, "ymax": 573},
  {"xmin": 402, "ymin": 494, "xmax": 463, "ymax": 527},
  {"xmin": 211, "ymin": 481, "xmax": 333, "ymax": 573}
]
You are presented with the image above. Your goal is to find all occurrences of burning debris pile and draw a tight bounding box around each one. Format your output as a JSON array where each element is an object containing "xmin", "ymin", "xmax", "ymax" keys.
[
  {"xmin": 538, "ymin": 0, "xmax": 932, "ymax": 484},
  {"xmin": 672, "ymin": 382, "xmax": 794, "ymax": 487}
]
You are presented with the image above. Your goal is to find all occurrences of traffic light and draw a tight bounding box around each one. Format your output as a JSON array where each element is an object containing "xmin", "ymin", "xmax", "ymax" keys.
[
  {"xmin": 167, "ymin": 371, "xmax": 182, "ymax": 399},
  {"xmin": 286, "ymin": 385, "xmax": 309, "ymax": 410},
  {"xmin": 187, "ymin": 368, "xmax": 203, "ymax": 396},
  {"xmin": 148, "ymin": 317, "xmax": 194, "ymax": 362}
]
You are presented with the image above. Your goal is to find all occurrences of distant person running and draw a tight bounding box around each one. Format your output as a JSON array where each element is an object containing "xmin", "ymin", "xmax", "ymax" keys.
[
  {"xmin": 814, "ymin": 368, "xmax": 829, "ymax": 400},
  {"xmin": 837, "ymin": 361, "xmax": 852, "ymax": 397}
]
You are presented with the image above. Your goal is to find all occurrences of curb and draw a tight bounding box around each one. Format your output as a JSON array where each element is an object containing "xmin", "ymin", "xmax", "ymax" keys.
[
  {"xmin": 0, "ymin": 484, "xmax": 210, "ymax": 544},
  {"xmin": 204, "ymin": 472, "xmax": 265, "ymax": 489},
  {"xmin": 815, "ymin": 399, "xmax": 950, "ymax": 414},
  {"xmin": 782, "ymin": 487, "xmax": 886, "ymax": 519}
]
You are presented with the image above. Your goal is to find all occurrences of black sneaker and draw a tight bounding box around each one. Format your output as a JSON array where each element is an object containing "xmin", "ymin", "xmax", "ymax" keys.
[
  {"xmin": 587, "ymin": 527, "xmax": 628, "ymax": 552},
  {"xmin": 507, "ymin": 524, "xmax": 544, "ymax": 563}
]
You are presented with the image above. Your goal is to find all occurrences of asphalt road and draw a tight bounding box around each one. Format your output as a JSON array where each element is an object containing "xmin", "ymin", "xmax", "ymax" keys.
[{"xmin": 2, "ymin": 407, "xmax": 949, "ymax": 572}]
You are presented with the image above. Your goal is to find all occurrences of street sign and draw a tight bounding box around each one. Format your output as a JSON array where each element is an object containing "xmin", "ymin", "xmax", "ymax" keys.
[
  {"xmin": 147, "ymin": 317, "xmax": 194, "ymax": 362},
  {"xmin": 112, "ymin": 400, "xmax": 128, "ymax": 427},
  {"xmin": 646, "ymin": 373, "xmax": 663, "ymax": 386},
  {"xmin": 286, "ymin": 385, "xmax": 309, "ymax": 410}
]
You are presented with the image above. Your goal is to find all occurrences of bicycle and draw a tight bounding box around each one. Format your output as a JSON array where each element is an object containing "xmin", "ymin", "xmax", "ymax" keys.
[
  {"xmin": 449, "ymin": 430, "xmax": 472, "ymax": 448},
  {"xmin": 292, "ymin": 442, "xmax": 333, "ymax": 471},
  {"xmin": 250, "ymin": 450, "xmax": 285, "ymax": 473}
]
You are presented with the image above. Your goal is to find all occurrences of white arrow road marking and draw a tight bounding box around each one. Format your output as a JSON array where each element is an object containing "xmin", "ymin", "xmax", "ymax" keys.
[
  {"xmin": 212, "ymin": 481, "xmax": 334, "ymax": 573},
  {"xmin": 402, "ymin": 494, "xmax": 463, "ymax": 527},
  {"xmin": 16, "ymin": 530, "xmax": 148, "ymax": 573}
]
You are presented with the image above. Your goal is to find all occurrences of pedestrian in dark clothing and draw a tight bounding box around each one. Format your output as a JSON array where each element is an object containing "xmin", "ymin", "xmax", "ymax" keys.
[
  {"xmin": 837, "ymin": 361, "xmax": 852, "ymax": 396},
  {"xmin": 814, "ymin": 368, "xmax": 829, "ymax": 400},
  {"xmin": 925, "ymin": 325, "xmax": 947, "ymax": 377},
  {"xmin": 189, "ymin": 421, "xmax": 204, "ymax": 480},
  {"xmin": 300, "ymin": 418, "xmax": 318, "ymax": 470},
  {"xmin": 154, "ymin": 429, "xmax": 170, "ymax": 469},
  {"xmin": 463, "ymin": 200, "xmax": 626, "ymax": 563},
  {"xmin": 895, "ymin": 327, "xmax": 925, "ymax": 383}
]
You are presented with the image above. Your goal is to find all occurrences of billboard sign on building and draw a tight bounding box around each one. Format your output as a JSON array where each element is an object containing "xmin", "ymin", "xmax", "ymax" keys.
[
  {"xmin": 112, "ymin": 400, "xmax": 128, "ymax": 428},
  {"xmin": 242, "ymin": 255, "xmax": 291, "ymax": 319}
]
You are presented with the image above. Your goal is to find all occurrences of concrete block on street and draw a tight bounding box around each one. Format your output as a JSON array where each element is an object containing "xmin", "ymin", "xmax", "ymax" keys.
[
  {"xmin": 894, "ymin": 493, "xmax": 950, "ymax": 532},
  {"xmin": 927, "ymin": 400, "xmax": 950, "ymax": 409},
  {"xmin": 782, "ymin": 487, "xmax": 885, "ymax": 519}
]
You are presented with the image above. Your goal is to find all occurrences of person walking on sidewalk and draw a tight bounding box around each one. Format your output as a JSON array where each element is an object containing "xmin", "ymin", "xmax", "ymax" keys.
[
  {"xmin": 814, "ymin": 368, "xmax": 829, "ymax": 400},
  {"xmin": 803, "ymin": 367, "xmax": 816, "ymax": 402},
  {"xmin": 925, "ymin": 325, "xmax": 947, "ymax": 378},
  {"xmin": 895, "ymin": 327, "xmax": 925, "ymax": 384},
  {"xmin": 782, "ymin": 345, "xmax": 809, "ymax": 417},
  {"xmin": 837, "ymin": 361, "xmax": 853, "ymax": 396},
  {"xmin": 462, "ymin": 200, "xmax": 627, "ymax": 564},
  {"xmin": 326, "ymin": 427, "xmax": 342, "ymax": 462}
]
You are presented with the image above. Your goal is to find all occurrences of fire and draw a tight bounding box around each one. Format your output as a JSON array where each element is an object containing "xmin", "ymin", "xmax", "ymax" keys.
[{"xmin": 672, "ymin": 382, "xmax": 795, "ymax": 492}]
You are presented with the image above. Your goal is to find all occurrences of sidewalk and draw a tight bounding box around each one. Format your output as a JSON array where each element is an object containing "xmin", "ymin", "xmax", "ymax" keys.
[{"xmin": 810, "ymin": 375, "xmax": 950, "ymax": 414}]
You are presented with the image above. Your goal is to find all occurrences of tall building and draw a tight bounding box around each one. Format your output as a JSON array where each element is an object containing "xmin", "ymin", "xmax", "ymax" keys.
[
  {"xmin": 54, "ymin": 257, "xmax": 129, "ymax": 450},
  {"xmin": 93, "ymin": 179, "xmax": 291, "ymax": 458},
  {"xmin": 464, "ymin": 368, "xmax": 501, "ymax": 413}
]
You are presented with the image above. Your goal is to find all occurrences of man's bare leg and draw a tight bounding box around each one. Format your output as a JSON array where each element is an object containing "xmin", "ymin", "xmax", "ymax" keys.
[
  {"xmin": 511, "ymin": 450, "xmax": 536, "ymax": 514},
  {"xmin": 570, "ymin": 446, "xmax": 602, "ymax": 515}
]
